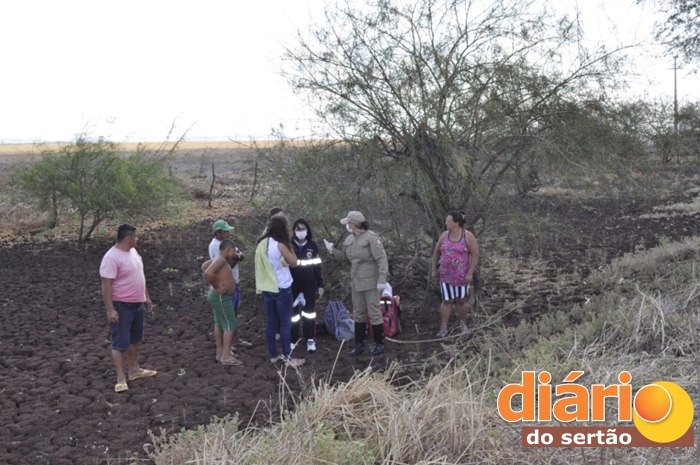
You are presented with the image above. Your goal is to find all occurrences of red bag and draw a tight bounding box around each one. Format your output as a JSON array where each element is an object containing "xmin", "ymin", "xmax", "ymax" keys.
[{"xmin": 368, "ymin": 295, "xmax": 402, "ymax": 337}]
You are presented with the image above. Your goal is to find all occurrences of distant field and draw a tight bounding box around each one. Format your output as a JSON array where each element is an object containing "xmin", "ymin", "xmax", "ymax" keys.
[{"xmin": 0, "ymin": 139, "xmax": 318, "ymax": 155}]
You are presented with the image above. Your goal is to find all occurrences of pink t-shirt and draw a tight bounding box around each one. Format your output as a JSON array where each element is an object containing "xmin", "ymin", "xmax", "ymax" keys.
[{"xmin": 99, "ymin": 246, "xmax": 147, "ymax": 302}]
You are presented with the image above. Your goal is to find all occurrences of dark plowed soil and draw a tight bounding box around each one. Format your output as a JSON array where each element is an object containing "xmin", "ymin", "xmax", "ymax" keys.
[{"xmin": 1, "ymin": 188, "xmax": 698, "ymax": 464}]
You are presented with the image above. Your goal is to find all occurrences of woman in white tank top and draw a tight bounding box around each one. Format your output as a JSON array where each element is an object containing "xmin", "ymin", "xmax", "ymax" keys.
[
  {"xmin": 267, "ymin": 237, "xmax": 293, "ymax": 289},
  {"xmin": 255, "ymin": 216, "xmax": 305, "ymax": 367}
]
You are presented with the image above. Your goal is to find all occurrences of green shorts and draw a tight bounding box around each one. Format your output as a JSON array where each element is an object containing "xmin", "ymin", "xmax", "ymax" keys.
[{"xmin": 208, "ymin": 290, "xmax": 238, "ymax": 332}]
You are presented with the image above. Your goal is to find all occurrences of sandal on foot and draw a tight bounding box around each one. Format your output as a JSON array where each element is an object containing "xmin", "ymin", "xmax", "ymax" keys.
[
  {"xmin": 436, "ymin": 329, "xmax": 448, "ymax": 337},
  {"xmin": 220, "ymin": 357, "xmax": 243, "ymax": 366},
  {"xmin": 283, "ymin": 356, "xmax": 305, "ymax": 367},
  {"xmin": 128, "ymin": 368, "xmax": 158, "ymax": 381},
  {"xmin": 114, "ymin": 382, "xmax": 129, "ymax": 393}
]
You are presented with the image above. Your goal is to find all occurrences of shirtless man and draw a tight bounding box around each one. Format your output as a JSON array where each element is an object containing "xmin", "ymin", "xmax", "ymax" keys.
[{"xmin": 201, "ymin": 239, "xmax": 242, "ymax": 366}]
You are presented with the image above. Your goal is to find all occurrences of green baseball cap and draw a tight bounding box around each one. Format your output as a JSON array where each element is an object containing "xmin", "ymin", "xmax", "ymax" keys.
[{"xmin": 212, "ymin": 219, "xmax": 234, "ymax": 232}]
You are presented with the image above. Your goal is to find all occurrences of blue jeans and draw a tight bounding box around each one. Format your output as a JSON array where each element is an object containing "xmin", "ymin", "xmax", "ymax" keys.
[
  {"xmin": 231, "ymin": 283, "xmax": 240, "ymax": 315},
  {"xmin": 263, "ymin": 287, "xmax": 292, "ymax": 358}
]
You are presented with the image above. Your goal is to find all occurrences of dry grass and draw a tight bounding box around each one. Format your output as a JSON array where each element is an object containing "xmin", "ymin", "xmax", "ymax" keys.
[
  {"xmin": 484, "ymin": 235, "xmax": 698, "ymax": 463},
  {"xmin": 589, "ymin": 281, "xmax": 698, "ymax": 357},
  {"xmin": 596, "ymin": 236, "xmax": 700, "ymax": 284},
  {"xmin": 582, "ymin": 235, "xmax": 699, "ymax": 361},
  {"xmin": 148, "ymin": 363, "xmax": 501, "ymax": 465},
  {"xmin": 647, "ymin": 194, "xmax": 700, "ymax": 216}
]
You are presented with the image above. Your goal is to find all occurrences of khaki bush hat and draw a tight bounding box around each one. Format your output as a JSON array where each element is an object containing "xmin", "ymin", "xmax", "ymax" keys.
[{"xmin": 340, "ymin": 211, "xmax": 365, "ymax": 225}]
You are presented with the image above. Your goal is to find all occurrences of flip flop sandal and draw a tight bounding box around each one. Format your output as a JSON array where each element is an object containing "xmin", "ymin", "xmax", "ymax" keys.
[
  {"xmin": 128, "ymin": 369, "xmax": 158, "ymax": 381},
  {"xmin": 114, "ymin": 382, "xmax": 129, "ymax": 393},
  {"xmin": 220, "ymin": 357, "xmax": 243, "ymax": 366}
]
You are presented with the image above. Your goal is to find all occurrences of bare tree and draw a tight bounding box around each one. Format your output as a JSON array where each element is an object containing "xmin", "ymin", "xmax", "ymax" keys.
[
  {"xmin": 646, "ymin": 0, "xmax": 700, "ymax": 63},
  {"xmin": 284, "ymin": 0, "xmax": 625, "ymax": 235}
]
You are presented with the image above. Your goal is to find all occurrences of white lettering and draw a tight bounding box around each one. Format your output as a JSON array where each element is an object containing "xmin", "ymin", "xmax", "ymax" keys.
[
  {"xmin": 605, "ymin": 429, "xmax": 617, "ymax": 445},
  {"xmin": 619, "ymin": 433, "xmax": 632, "ymax": 445},
  {"xmin": 526, "ymin": 429, "xmax": 540, "ymax": 445},
  {"xmin": 540, "ymin": 433, "xmax": 553, "ymax": 445}
]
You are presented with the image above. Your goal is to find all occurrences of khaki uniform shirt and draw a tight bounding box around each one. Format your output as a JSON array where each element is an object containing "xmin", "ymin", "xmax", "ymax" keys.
[{"xmin": 342, "ymin": 230, "xmax": 388, "ymax": 292}]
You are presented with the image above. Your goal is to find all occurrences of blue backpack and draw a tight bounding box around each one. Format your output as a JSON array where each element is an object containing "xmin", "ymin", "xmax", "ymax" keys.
[{"xmin": 324, "ymin": 300, "xmax": 355, "ymax": 341}]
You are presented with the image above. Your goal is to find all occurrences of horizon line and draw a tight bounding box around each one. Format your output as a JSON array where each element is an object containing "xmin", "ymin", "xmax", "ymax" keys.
[{"xmin": 0, "ymin": 138, "xmax": 330, "ymax": 155}]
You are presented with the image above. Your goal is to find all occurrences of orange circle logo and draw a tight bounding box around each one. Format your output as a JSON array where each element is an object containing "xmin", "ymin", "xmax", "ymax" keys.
[
  {"xmin": 634, "ymin": 384, "xmax": 672, "ymax": 423},
  {"xmin": 633, "ymin": 381, "xmax": 694, "ymax": 443}
]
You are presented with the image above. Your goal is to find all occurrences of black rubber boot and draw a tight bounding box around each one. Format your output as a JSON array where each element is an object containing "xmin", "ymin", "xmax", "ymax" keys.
[
  {"xmin": 350, "ymin": 322, "xmax": 366, "ymax": 356},
  {"xmin": 370, "ymin": 324, "xmax": 385, "ymax": 355},
  {"xmin": 372, "ymin": 324, "xmax": 384, "ymax": 345}
]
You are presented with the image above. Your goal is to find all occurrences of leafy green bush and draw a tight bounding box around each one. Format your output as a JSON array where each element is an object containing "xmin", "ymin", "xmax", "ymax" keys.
[{"xmin": 12, "ymin": 137, "xmax": 181, "ymax": 241}]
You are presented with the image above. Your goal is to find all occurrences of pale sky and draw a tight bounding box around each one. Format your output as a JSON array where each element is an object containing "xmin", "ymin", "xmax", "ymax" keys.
[{"xmin": 0, "ymin": 0, "xmax": 697, "ymax": 143}]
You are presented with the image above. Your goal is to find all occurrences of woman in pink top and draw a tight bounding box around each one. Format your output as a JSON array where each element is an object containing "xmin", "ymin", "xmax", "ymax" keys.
[{"xmin": 431, "ymin": 211, "xmax": 480, "ymax": 337}]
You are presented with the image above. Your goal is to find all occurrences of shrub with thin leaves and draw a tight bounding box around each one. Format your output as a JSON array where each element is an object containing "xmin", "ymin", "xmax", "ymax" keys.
[{"xmin": 11, "ymin": 137, "xmax": 181, "ymax": 242}]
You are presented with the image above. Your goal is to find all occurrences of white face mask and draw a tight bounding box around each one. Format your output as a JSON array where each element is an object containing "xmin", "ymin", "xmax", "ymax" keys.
[
  {"xmin": 295, "ymin": 230, "xmax": 308, "ymax": 241},
  {"xmin": 346, "ymin": 224, "xmax": 354, "ymax": 233}
]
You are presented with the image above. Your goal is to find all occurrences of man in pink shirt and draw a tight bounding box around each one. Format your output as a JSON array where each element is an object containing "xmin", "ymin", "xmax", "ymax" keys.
[{"xmin": 100, "ymin": 224, "xmax": 157, "ymax": 393}]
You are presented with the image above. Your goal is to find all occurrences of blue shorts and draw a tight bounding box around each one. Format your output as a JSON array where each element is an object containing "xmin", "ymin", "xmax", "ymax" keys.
[{"xmin": 111, "ymin": 301, "xmax": 145, "ymax": 351}]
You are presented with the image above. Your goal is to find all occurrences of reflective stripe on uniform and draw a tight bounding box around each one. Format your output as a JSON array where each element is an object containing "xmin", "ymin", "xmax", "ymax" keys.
[{"xmin": 301, "ymin": 311, "xmax": 317, "ymax": 319}]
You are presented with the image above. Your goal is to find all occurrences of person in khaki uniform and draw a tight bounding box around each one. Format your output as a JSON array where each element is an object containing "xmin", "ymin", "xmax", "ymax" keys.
[{"xmin": 336, "ymin": 211, "xmax": 389, "ymax": 356}]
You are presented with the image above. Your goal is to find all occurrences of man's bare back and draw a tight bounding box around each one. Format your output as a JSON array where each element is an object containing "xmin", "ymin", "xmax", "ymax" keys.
[{"xmin": 202, "ymin": 256, "xmax": 236, "ymax": 295}]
